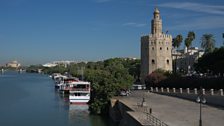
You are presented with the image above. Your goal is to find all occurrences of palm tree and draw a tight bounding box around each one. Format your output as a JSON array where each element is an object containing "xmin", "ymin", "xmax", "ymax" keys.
[
  {"xmin": 184, "ymin": 37, "xmax": 191, "ymax": 50},
  {"xmin": 176, "ymin": 34, "xmax": 183, "ymax": 49},
  {"xmin": 172, "ymin": 34, "xmax": 183, "ymax": 73},
  {"xmin": 188, "ymin": 31, "xmax": 196, "ymax": 41},
  {"xmin": 185, "ymin": 31, "xmax": 196, "ymax": 50},
  {"xmin": 201, "ymin": 34, "xmax": 215, "ymax": 54},
  {"xmin": 184, "ymin": 31, "xmax": 196, "ymax": 74}
]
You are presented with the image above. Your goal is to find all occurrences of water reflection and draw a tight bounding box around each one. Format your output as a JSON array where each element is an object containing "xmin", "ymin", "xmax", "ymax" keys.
[{"xmin": 69, "ymin": 105, "xmax": 90, "ymax": 126}]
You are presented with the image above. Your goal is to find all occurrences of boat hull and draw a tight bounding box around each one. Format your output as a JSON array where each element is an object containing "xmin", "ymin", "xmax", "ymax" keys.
[{"xmin": 69, "ymin": 96, "xmax": 90, "ymax": 104}]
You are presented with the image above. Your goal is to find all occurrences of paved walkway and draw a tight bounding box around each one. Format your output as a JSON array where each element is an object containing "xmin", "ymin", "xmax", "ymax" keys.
[{"xmin": 116, "ymin": 90, "xmax": 224, "ymax": 126}]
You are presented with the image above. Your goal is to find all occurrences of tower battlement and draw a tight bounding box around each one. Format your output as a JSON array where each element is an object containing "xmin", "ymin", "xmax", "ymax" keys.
[{"xmin": 148, "ymin": 34, "xmax": 172, "ymax": 39}]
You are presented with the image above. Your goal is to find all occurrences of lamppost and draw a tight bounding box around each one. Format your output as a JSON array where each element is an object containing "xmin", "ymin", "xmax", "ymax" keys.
[{"xmin": 196, "ymin": 87, "xmax": 206, "ymax": 126}]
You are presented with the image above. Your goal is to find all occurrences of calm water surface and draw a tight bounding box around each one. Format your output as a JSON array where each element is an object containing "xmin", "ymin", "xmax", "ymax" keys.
[{"xmin": 0, "ymin": 71, "xmax": 114, "ymax": 126}]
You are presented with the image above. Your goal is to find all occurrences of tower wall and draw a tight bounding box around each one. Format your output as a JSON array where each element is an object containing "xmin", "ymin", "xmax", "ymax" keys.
[{"xmin": 140, "ymin": 8, "xmax": 173, "ymax": 84}]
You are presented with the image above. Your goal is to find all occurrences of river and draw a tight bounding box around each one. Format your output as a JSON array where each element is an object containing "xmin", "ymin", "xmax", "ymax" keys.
[{"xmin": 0, "ymin": 71, "xmax": 115, "ymax": 126}]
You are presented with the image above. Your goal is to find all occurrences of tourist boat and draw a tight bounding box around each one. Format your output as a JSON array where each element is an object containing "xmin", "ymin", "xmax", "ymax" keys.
[
  {"xmin": 68, "ymin": 81, "xmax": 91, "ymax": 104},
  {"xmin": 54, "ymin": 75, "xmax": 68, "ymax": 88}
]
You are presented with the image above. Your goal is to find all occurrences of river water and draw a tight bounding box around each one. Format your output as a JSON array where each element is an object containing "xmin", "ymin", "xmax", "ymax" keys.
[{"xmin": 0, "ymin": 71, "xmax": 115, "ymax": 126}]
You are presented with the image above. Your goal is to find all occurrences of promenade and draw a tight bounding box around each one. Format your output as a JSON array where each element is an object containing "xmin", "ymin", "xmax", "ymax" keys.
[{"xmin": 116, "ymin": 90, "xmax": 224, "ymax": 126}]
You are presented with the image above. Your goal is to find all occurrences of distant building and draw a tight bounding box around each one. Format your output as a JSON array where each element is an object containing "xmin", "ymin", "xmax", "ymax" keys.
[
  {"xmin": 173, "ymin": 47, "xmax": 204, "ymax": 73},
  {"xmin": 6, "ymin": 60, "xmax": 21, "ymax": 68},
  {"xmin": 43, "ymin": 60, "xmax": 77, "ymax": 68},
  {"xmin": 42, "ymin": 63, "xmax": 58, "ymax": 68},
  {"xmin": 140, "ymin": 8, "xmax": 173, "ymax": 83}
]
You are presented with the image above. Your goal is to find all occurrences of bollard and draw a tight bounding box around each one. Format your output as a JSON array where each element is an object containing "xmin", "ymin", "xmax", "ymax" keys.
[
  {"xmin": 155, "ymin": 87, "xmax": 158, "ymax": 92},
  {"xmin": 149, "ymin": 108, "xmax": 152, "ymax": 114},
  {"xmin": 220, "ymin": 89, "xmax": 223, "ymax": 96},
  {"xmin": 187, "ymin": 88, "xmax": 190, "ymax": 94},
  {"xmin": 211, "ymin": 89, "xmax": 214, "ymax": 95},
  {"xmin": 161, "ymin": 87, "xmax": 164, "ymax": 93},
  {"xmin": 180, "ymin": 88, "xmax": 182, "ymax": 94},
  {"xmin": 202, "ymin": 89, "xmax": 205, "ymax": 95},
  {"xmin": 173, "ymin": 88, "xmax": 176, "ymax": 93},
  {"xmin": 194, "ymin": 88, "xmax": 197, "ymax": 94},
  {"xmin": 166, "ymin": 88, "xmax": 170, "ymax": 93},
  {"xmin": 150, "ymin": 87, "xmax": 153, "ymax": 92}
]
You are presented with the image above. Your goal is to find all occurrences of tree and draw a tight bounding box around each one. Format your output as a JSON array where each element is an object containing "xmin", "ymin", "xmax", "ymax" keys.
[
  {"xmin": 201, "ymin": 34, "xmax": 215, "ymax": 54},
  {"xmin": 195, "ymin": 47, "xmax": 224, "ymax": 75},
  {"xmin": 188, "ymin": 31, "xmax": 196, "ymax": 42},
  {"xmin": 172, "ymin": 34, "xmax": 183, "ymax": 73},
  {"xmin": 184, "ymin": 31, "xmax": 196, "ymax": 73},
  {"xmin": 145, "ymin": 69, "xmax": 168, "ymax": 88},
  {"xmin": 174, "ymin": 34, "xmax": 183, "ymax": 49},
  {"xmin": 185, "ymin": 31, "xmax": 196, "ymax": 50}
]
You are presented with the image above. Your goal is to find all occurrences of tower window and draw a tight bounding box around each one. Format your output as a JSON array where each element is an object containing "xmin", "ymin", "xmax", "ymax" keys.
[
  {"xmin": 167, "ymin": 47, "xmax": 169, "ymax": 50},
  {"xmin": 167, "ymin": 59, "xmax": 169, "ymax": 64},
  {"xmin": 152, "ymin": 59, "xmax": 155, "ymax": 64},
  {"xmin": 152, "ymin": 47, "xmax": 154, "ymax": 50},
  {"xmin": 160, "ymin": 47, "xmax": 162, "ymax": 50}
]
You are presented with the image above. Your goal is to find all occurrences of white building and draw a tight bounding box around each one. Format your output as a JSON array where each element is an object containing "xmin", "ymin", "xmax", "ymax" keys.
[
  {"xmin": 6, "ymin": 61, "xmax": 21, "ymax": 68},
  {"xmin": 173, "ymin": 47, "xmax": 204, "ymax": 73},
  {"xmin": 43, "ymin": 60, "xmax": 77, "ymax": 68}
]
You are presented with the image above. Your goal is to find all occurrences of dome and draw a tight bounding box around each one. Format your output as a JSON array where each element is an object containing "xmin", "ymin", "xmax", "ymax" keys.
[{"xmin": 154, "ymin": 7, "xmax": 160, "ymax": 13}]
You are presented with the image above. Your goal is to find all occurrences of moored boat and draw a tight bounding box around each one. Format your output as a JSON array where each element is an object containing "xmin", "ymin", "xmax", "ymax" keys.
[{"xmin": 68, "ymin": 81, "xmax": 90, "ymax": 104}]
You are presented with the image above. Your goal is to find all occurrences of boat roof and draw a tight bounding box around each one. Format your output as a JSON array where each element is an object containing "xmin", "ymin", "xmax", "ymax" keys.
[{"xmin": 67, "ymin": 81, "xmax": 90, "ymax": 85}]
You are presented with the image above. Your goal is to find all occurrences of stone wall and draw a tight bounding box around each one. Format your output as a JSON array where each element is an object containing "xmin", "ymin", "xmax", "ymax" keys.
[{"xmin": 109, "ymin": 98, "xmax": 145, "ymax": 126}]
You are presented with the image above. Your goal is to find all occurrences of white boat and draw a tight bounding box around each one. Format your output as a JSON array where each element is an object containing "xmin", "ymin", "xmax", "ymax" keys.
[
  {"xmin": 54, "ymin": 75, "xmax": 68, "ymax": 88},
  {"xmin": 68, "ymin": 81, "xmax": 91, "ymax": 104}
]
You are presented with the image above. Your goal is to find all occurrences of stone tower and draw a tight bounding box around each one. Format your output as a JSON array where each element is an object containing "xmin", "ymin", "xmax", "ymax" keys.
[{"xmin": 140, "ymin": 8, "xmax": 172, "ymax": 83}]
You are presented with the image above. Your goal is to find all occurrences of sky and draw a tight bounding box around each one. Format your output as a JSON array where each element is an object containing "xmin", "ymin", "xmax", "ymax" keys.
[{"xmin": 0, "ymin": 0, "xmax": 223, "ymax": 65}]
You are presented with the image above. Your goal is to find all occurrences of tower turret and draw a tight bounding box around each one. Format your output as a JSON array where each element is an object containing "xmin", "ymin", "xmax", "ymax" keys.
[{"xmin": 151, "ymin": 8, "xmax": 162, "ymax": 34}]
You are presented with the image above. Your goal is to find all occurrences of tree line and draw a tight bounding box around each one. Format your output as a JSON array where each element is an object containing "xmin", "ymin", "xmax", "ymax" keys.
[{"xmin": 26, "ymin": 58, "xmax": 140, "ymax": 114}]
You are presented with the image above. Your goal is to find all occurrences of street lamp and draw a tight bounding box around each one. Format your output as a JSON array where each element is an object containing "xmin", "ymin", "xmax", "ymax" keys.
[{"xmin": 196, "ymin": 87, "xmax": 206, "ymax": 126}]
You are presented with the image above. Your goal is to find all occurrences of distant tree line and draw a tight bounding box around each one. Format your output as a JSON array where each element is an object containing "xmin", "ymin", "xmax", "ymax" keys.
[{"xmin": 26, "ymin": 58, "xmax": 140, "ymax": 114}]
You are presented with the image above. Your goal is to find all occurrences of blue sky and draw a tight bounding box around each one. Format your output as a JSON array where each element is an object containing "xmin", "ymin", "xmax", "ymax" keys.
[{"xmin": 0, "ymin": 0, "xmax": 223, "ymax": 65}]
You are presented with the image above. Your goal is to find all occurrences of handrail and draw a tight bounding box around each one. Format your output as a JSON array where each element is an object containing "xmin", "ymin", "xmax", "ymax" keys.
[
  {"xmin": 136, "ymin": 106, "xmax": 169, "ymax": 126},
  {"xmin": 146, "ymin": 113, "xmax": 168, "ymax": 126}
]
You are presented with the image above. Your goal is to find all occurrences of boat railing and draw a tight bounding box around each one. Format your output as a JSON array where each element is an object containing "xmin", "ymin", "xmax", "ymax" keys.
[{"xmin": 63, "ymin": 87, "xmax": 90, "ymax": 91}]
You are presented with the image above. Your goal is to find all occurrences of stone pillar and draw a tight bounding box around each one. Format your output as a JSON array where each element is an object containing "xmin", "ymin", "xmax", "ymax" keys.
[
  {"xmin": 220, "ymin": 89, "xmax": 223, "ymax": 96},
  {"xmin": 173, "ymin": 88, "xmax": 176, "ymax": 93},
  {"xmin": 161, "ymin": 87, "xmax": 164, "ymax": 93},
  {"xmin": 180, "ymin": 88, "xmax": 182, "ymax": 94},
  {"xmin": 166, "ymin": 88, "xmax": 170, "ymax": 93},
  {"xmin": 211, "ymin": 89, "xmax": 214, "ymax": 95},
  {"xmin": 155, "ymin": 87, "xmax": 158, "ymax": 92},
  {"xmin": 202, "ymin": 89, "xmax": 205, "ymax": 95},
  {"xmin": 194, "ymin": 88, "xmax": 197, "ymax": 94},
  {"xmin": 150, "ymin": 87, "xmax": 153, "ymax": 92},
  {"xmin": 187, "ymin": 88, "xmax": 190, "ymax": 94}
]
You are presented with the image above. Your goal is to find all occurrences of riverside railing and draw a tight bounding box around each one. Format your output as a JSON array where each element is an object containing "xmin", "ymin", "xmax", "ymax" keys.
[
  {"xmin": 149, "ymin": 87, "xmax": 224, "ymax": 96},
  {"xmin": 136, "ymin": 106, "xmax": 169, "ymax": 126},
  {"xmin": 146, "ymin": 113, "xmax": 168, "ymax": 126}
]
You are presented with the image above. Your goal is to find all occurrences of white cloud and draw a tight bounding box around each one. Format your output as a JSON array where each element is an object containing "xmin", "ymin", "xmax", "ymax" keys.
[
  {"xmin": 123, "ymin": 22, "xmax": 146, "ymax": 27},
  {"xmin": 168, "ymin": 16, "xmax": 224, "ymax": 30},
  {"xmin": 159, "ymin": 2, "xmax": 224, "ymax": 15}
]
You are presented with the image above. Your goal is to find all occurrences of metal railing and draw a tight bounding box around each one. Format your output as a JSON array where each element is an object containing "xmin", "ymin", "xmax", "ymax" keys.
[
  {"xmin": 136, "ymin": 106, "xmax": 169, "ymax": 126},
  {"xmin": 146, "ymin": 113, "xmax": 168, "ymax": 126}
]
